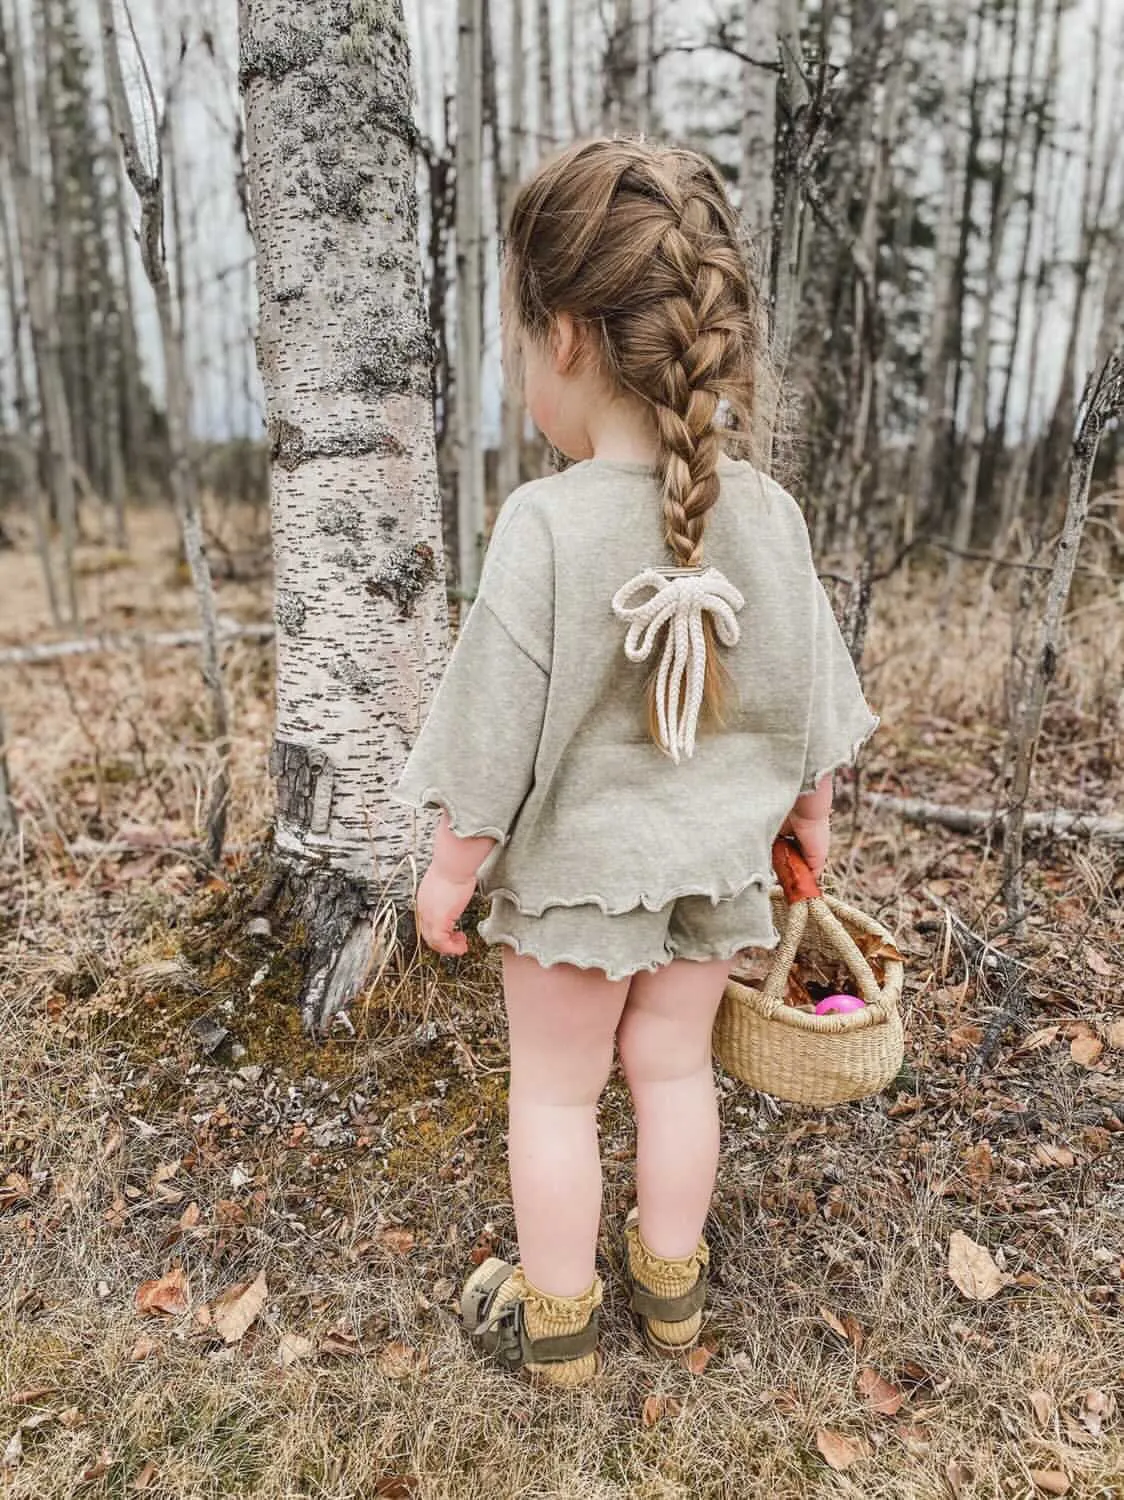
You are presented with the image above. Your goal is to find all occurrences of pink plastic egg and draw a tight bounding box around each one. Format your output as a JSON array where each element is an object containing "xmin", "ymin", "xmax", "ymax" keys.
[{"xmin": 814, "ymin": 993, "xmax": 866, "ymax": 1016}]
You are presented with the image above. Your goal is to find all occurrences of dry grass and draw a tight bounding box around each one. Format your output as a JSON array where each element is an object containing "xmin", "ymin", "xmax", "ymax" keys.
[{"xmin": 1, "ymin": 503, "xmax": 1122, "ymax": 1499}]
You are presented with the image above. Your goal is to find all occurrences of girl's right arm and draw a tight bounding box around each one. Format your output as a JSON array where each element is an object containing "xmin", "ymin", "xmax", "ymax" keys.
[{"xmin": 779, "ymin": 775, "xmax": 833, "ymax": 880}]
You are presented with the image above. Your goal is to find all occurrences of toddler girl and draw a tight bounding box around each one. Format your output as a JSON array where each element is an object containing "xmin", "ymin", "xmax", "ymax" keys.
[{"xmin": 396, "ymin": 138, "xmax": 877, "ymax": 1387}]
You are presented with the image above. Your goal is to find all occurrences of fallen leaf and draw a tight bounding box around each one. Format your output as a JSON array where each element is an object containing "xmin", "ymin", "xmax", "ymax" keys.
[
  {"xmin": 946, "ymin": 1460, "xmax": 974, "ymax": 1497},
  {"xmin": 1083, "ymin": 945, "xmax": 1113, "ymax": 978},
  {"xmin": 376, "ymin": 1341, "xmax": 426, "ymax": 1380},
  {"xmin": 100, "ymin": 1124, "xmax": 124, "ymax": 1159},
  {"xmin": 277, "ymin": 1332, "xmax": 315, "ymax": 1368},
  {"xmin": 1105, "ymin": 1019, "xmax": 1124, "ymax": 1051},
  {"xmin": 1033, "ymin": 1143, "xmax": 1076, "ymax": 1170},
  {"xmin": 947, "ymin": 1231, "xmax": 1011, "ymax": 1301},
  {"xmin": 130, "ymin": 1460, "xmax": 158, "ymax": 1492},
  {"xmin": 179, "ymin": 1202, "xmax": 202, "ymax": 1230},
  {"xmin": 2, "ymin": 1429, "xmax": 22, "ymax": 1470},
  {"xmin": 1070, "ymin": 1030, "xmax": 1104, "ymax": 1068},
  {"xmin": 1029, "ymin": 1389, "xmax": 1054, "ymax": 1426},
  {"xmin": 819, "ymin": 1305, "xmax": 864, "ymax": 1350},
  {"xmin": 319, "ymin": 1325, "xmax": 363, "ymax": 1358},
  {"xmin": 81, "ymin": 1448, "xmax": 112, "ymax": 1482},
  {"xmin": 857, "ymin": 1365, "xmax": 904, "ymax": 1416},
  {"xmin": 469, "ymin": 1228, "xmax": 497, "ymax": 1267},
  {"xmin": 683, "ymin": 1344, "xmax": 713, "ymax": 1375},
  {"xmin": 58, "ymin": 1408, "xmax": 84, "ymax": 1429},
  {"xmin": 378, "ymin": 1226, "xmax": 416, "ymax": 1256},
  {"xmin": 1029, "ymin": 1471, "xmax": 1070, "ymax": 1496},
  {"xmin": 374, "ymin": 1480, "xmax": 419, "ymax": 1499},
  {"xmin": 895, "ymin": 1421, "xmax": 931, "ymax": 1455},
  {"xmin": 1079, "ymin": 1387, "xmax": 1112, "ymax": 1438},
  {"xmin": 641, "ymin": 1394, "xmax": 682, "ymax": 1428},
  {"xmin": 135, "ymin": 1267, "xmax": 190, "ymax": 1317},
  {"xmin": 1016, "ymin": 1025, "xmax": 1060, "ymax": 1055},
  {"xmin": 431, "ymin": 1277, "xmax": 456, "ymax": 1303},
  {"xmin": 815, "ymin": 1428, "xmax": 867, "ymax": 1470},
  {"xmin": 129, "ymin": 1337, "xmax": 159, "ymax": 1363},
  {"xmin": 211, "ymin": 1269, "xmax": 268, "ymax": 1345},
  {"xmin": 8, "ymin": 1387, "xmax": 57, "ymax": 1405}
]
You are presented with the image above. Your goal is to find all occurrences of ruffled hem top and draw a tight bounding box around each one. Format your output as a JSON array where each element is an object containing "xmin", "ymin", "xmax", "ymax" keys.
[{"xmin": 394, "ymin": 457, "xmax": 879, "ymax": 915}]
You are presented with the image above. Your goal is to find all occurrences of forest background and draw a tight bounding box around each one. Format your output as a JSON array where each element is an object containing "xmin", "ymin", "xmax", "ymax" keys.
[{"xmin": 0, "ymin": 0, "xmax": 1122, "ymax": 1496}]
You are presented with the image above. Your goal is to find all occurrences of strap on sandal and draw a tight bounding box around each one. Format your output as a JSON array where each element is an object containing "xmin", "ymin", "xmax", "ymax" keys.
[
  {"xmin": 630, "ymin": 1263, "xmax": 709, "ymax": 1324},
  {"xmin": 468, "ymin": 1263, "xmax": 600, "ymax": 1370}
]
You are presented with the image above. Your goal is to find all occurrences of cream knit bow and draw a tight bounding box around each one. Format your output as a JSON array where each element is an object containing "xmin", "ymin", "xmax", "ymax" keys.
[{"xmin": 611, "ymin": 566, "xmax": 745, "ymax": 763}]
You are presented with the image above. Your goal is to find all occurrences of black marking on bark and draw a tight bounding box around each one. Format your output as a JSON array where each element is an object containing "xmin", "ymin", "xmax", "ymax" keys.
[
  {"xmin": 319, "ymin": 497, "xmax": 364, "ymax": 542},
  {"xmin": 366, "ymin": 543, "xmax": 437, "ymax": 618},
  {"xmin": 296, "ymin": 72, "xmax": 333, "ymax": 112},
  {"xmin": 328, "ymin": 651, "xmax": 378, "ymax": 697},
  {"xmin": 239, "ymin": 25, "xmax": 324, "ymax": 88},
  {"xmin": 303, "ymin": 424, "xmax": 408, "ymax": 462},
  {"xmin": 276, "ymin": 283, "xmax": 305, "ymax": 304},
  {"xmin": 276, "ymin": 591, "xmax": 307, "ymax": 636},
  {"xmin": 341, "ymin": 311, "xmax": 432, "ymax": 397},
  {"xmin": 271, "ymin": 738, "xmax": 334, "ymax": 834},
  {"xmin": 377, "ymin": 514, "xmax": 400, "ymax": 535},
  {"xmin": 270, "ymin": 417, "xmax": 305, "ymax": 469},
  {"xmin": 1042, "ymin": 642, "xmax": 1057, "ymax": 681}
]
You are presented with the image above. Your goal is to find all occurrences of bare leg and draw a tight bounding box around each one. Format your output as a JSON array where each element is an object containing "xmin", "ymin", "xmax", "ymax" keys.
[
  {"xmin": 502, "ymin": 948, "xmax": 630, "ymax": 1297},
  {"xmin": 616, "ymin": 958, "xmax": 729, "ymax": 1260}
]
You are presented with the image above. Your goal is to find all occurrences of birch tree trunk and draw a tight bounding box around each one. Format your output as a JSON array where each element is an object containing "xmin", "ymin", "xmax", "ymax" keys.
[
  {"xmin": 536, "ymin": 0, "xmax": 554, "ymax": 147},
  {"xmin": 0, "ymin": 0, "xmax": 79, "ymax": 624},
  {"xmin": 498, "ymin": 0, "xmax": 526, "ymax": 505},
  {"xmin": 1002, "ymin": 342, "xmax": 1124, "ymax": 926},
  {"xmin": 771, "ymin": 0, "xmax": 811, "ymax": 372},
  {"xmin": 239, "ymin": 0, "xmax": 448, "ymax": 1030},
  {"xmin": 455, "ymin": 0, "xmax": 485, "ymax": 590},
  {"xmin": 738, "ymin": 0, "xmax": 777, "ymax": 245},
  {"xmin": 99, "ymin": 0, "xmax": 230, "ymax": 865}
]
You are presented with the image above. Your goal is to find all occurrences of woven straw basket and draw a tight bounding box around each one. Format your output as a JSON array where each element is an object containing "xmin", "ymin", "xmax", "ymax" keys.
[{"xmin": 713, "ymin": 840, "xmax": 905, "ymax": 1106}]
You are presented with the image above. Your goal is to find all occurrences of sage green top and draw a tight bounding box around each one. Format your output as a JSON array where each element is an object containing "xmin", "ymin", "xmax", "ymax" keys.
[{"xmin": 395, "ymin": 456, "xmax": 878, "ymax": 916}]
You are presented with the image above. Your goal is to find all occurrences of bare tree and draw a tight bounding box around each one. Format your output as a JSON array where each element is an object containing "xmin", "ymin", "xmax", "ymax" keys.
[
  {"xmin": 738, "ymin": 0, "xmax": 778, "ymax": 245},
  {"xmin": 239, "ymin": 0, "xmax": 448, "ymax": 1030},
  {"xmin": 456, "ymin": 0, "xmax": 485, "ymax": 590},
  {"xmin": 536, "ymin": 0, "xmax": 554, "ymax": 146},
  {"xmin": 99, "ymin": 0, "xmax": 231, "ymax": 863},
  {"xmin": 1002, "ymin": 342, "xmax": 1124, "ymax": 925},
  {"xmin": 0, "ymin": 0, "xmax": 79, "ymax": 623}
]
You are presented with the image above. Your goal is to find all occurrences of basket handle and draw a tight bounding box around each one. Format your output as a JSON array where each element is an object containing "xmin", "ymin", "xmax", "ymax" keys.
[{"xmin": 760, "ymin": 838, "xmax": 887, "ymax": 1019}]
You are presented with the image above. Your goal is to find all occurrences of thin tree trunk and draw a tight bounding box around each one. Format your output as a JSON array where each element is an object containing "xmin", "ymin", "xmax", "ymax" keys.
[
  {"xmin": 107, "ymin": 137, "xmax": 146, "ymax": 490},
  {"xmin": 456, "ymin": 0, "xmax": 485, "ymax": 590},
  {"xmin": 0, "ymin": 0, "xmax": 79, "ymax": 624},
  {"xmin": 99, "ymin": 0, "xmax": 230, "ymax": 864},
  {"xmin": 240, "ymin": 0, "xmax": 448, "ymax": 1029},
  {"xmin": 1002, "ymin": 343, "xmax": 1124, "ymax": 926},
  {"xmin": 497, "ymin": 0, "xmax": 524, "ymax": 505},
  {"xmin": 565, "ymin": 0, "xmax": 580, "ymax": 137},
  {"xmin": 536, "ymin": 0, "xmax": 554, "ymax": 147},
  {"xmin": 771, "ymin": 0, "xmax": 811, "ymax": 373},
  {"xmin": 0, "ymin": 706, "xmax": 15, "ymax": 838},
  {"xmin": 738, "ymin": 0, "xmax": 777, "ymax": 246}
]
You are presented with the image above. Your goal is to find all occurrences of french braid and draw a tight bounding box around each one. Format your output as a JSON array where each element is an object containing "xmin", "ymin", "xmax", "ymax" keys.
[{"xmin": 505, "ymin": 139, "xmax": 770, "ymax": 746}]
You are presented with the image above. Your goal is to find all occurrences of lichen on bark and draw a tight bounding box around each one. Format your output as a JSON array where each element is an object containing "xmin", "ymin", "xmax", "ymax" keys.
[
  {"xmin": 239, "ymin": 23, "xmax": 323, "ymax": 88},
  {"xmin": 367, "ymin": 542, "xmax": 438, "ymax": 618}
]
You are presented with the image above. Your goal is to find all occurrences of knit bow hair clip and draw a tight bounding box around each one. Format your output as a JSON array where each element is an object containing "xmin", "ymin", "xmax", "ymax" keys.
[{"xmin": 611, "ymin": 566, "xmax": 745, "ymax": 763}]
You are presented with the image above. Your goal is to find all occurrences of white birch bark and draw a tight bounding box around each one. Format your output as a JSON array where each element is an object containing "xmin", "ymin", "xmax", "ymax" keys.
[
  {"xmin": 100, "ymin": 0, "xmax": 231, "ymax": 866},
  {"xmin": 498, "ymin": 0, "xmax": 526, "ymax": 506},
  {"xmin": 771, "ymin": 0, "xmax": 810, "ymax": 373},
  {"xmin": 0, "ymin": 0, "xmax": 78, "ymax": 624},
  {"xmin": 239, "ymin": 0, "xmax": 447, "ymax": 1028},
  {"xmin": 738, "ymin": 0, "xmax": 777, "ymax": 245},
  {"xmin": 536, "ymin": 0, "xmax": 554, "ymax": 146},
  {"xmin": 456, "ymin": 0, "xmax": 485, "ymax": 590}
]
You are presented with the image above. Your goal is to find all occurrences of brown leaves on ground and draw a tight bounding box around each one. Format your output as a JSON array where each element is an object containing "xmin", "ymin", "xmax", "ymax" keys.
[
  {"xmin": 1105, "ymin": 1018, "xmax": 1124, "ymax": 1050},
  {"xmin": 1068, "ymin": 1024, "xmax": 1104, "ymax": 1068},
  {"xmin": 130, "ymin": 1459, "xmax": 159, "ymax": 1492},
  {"xmin": 277, "ymin": 1332, "xmax": 316, "ymax": 1368},
  {"xmin": 209, "ymin": 1269, "xmax": 268, "ymax": 1345},
  {"xmin": 135, "ymin": 1267, "xmax": 190, "ymax": 1317},
  {"xmin": 856, "ymin": 1365, "xmax": 904, "ymax": 1416},
  {"xmin": 377, "ymin": 1225, "xmax": 416, "ymax": 1256},
  {"xmin": 947, "ymin": 1231, "xmax": 1012, "ymax": 1301},
  {"xmin": 814, "ymin": 1428, "xmax": 869, "ymax": 1470},
  {"xmin": 375, "ymin": 1342, "xmax": 427, "ymax": 1380},
  {"xmin": 1029, "ymin": 1471, "xmax": 1071, "ymax": 1496},
  {"xmin": 819, "ymin": 1305, "xmax": 864, "ymax": 1350},
  {"xmin": 641, "ymin": 1394, "xmax": 682, "ymax": 1428}
]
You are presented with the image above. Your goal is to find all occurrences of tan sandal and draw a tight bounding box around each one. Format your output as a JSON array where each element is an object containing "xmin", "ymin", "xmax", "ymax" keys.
[
  {"xmin": 624, "ymin": 1207, "xmax": 710, "ymax": 1356},
  {"xmin": 461, "ymin": 1258, "xmax": 602, "ymax": 1384}
]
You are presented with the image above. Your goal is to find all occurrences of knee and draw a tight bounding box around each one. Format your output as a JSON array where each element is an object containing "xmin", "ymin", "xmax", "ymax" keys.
[{"xmin": 617, "ymin": 1008, "xmax": 708, "ymax": 1090}]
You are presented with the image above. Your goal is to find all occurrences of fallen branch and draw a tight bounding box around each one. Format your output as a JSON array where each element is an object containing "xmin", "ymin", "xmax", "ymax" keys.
[
  {"xmin": 919, "ymin": 899, "xmax": 1029, "ymax": 1081},
  {"xmin": 0, "ymin": 621, "xmax": 274, "ymax": 668},
  {"xmin": 866, "ymin": 793, "xmax": 1124, "ymax": 844}
]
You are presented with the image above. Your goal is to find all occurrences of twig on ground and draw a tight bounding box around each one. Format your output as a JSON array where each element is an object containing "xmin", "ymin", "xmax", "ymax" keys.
[
  {"xmin": 0, "ymin": 621, "xmax": 274, "ymax": 667},
  {"xmin": 920, "ymin": 896, "xmax": 1031, "ymax": 1080},
  {"xmin": 867, "ymin": 793, "xmax": 1124, "ymax": 844}
]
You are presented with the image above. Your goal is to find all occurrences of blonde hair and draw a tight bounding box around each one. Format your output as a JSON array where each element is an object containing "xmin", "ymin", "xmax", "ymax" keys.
[{"xmin": 504, "ymin": 137, "xmax": 771, "ymax": 745}]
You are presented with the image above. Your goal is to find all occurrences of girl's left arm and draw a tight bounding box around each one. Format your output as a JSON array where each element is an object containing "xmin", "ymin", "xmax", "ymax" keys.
[{"xmin": 415, "ymin": 813, "xmax": 496, "ymax": 956}]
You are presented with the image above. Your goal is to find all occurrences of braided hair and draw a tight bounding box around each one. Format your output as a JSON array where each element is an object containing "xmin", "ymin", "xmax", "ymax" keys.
[{"xmin": 505, "ymin": 138, "xmax": 771, "ymax": 744}]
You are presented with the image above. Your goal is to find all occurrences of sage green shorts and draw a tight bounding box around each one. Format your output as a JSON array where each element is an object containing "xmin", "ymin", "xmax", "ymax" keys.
[{"xmin": 478, "ymin": 887, "xmax": 779, "ymax": 983}]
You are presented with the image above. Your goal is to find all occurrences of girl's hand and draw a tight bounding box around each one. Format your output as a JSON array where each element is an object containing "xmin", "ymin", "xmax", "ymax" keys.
[
  {"xmin": 416, "ymin": 865, "xmax": 476, "ymax": 956},
  {"xmin": 781, "ymin": 813, "xmax": 829, "ymax": 882}
]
